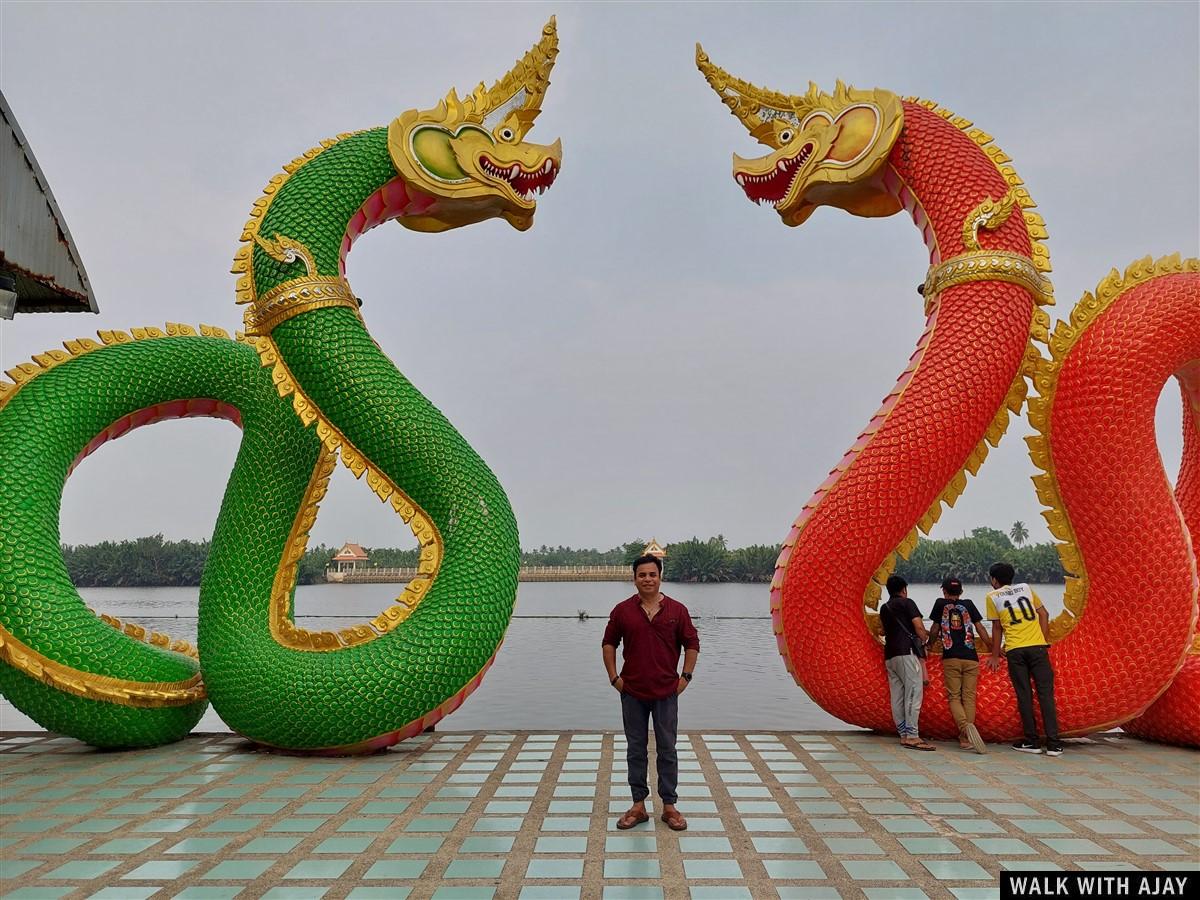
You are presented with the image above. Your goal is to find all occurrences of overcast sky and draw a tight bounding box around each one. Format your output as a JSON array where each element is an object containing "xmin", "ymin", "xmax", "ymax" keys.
[{"xmin": 2, "ymin": 1, "xmax": 1197, "ymax": 556}]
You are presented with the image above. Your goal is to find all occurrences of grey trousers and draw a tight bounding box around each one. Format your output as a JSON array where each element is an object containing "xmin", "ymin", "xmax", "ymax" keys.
[
  {"xmin": 620, "ymin": 692, "xmax": 679, "ymax": 805},
  {"xmin": 885, "ymin": 655, "xmax": 924, "ymax": 738}
]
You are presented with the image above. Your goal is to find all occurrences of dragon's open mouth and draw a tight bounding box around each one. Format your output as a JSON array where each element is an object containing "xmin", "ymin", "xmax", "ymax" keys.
[
  {"xmin": 736, "ymin": 143, "xmax": 814, "ymax": 206},
  {"xmin": 480, "ymin": 155, "xmax": 559, "ymax": 201}
]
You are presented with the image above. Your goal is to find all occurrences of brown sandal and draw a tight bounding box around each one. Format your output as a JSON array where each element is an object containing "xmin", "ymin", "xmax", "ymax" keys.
[
  {"xmin": 616, "ymin": 808, "xmax": 649, "ymax": 830},
  {"xmin": 661, "ymin": 809, "xmax": 688, "ymax": 831},
  {"xmin": 902, "ymin": 740, "xmax": 937, "ymax": 751}
]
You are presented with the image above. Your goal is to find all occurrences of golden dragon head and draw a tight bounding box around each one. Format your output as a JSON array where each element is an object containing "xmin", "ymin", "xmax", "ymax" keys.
[
  {"xmin": 388, "ymin": 17, "xmax": 563, "ymax": 233},
  {"xmin": 695, "ymin": 45, "xmax": 904, "ymax": 227}
]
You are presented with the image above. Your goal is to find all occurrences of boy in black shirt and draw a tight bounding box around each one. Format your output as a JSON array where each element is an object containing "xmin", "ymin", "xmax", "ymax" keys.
[
  {"xmin": 879, "ymin": 575, "xmax": 934, "ymax": 751},
  {"xmin": 928, "ymin": 577, "xmax": 991, "ymax": 754}
]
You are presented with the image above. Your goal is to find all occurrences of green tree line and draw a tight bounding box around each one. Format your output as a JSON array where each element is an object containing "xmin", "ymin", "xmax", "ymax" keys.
[
  {"xmin": 519, "ymin": 537, "xmax": 779, "ymax": 582},
  {"xmin": 61, "ymin": 523, "xmax": 1064, "ymax": 587},
  {"xmin": 893, "ymin": 525, "xmax": 1064, "ymax": 584},
  {"xmin": 63, "ymin": 536, "xmax": 335, "ymax": 588},
  {"xmin": 522, "ymin": 525, "xmax": 1064, "ymax": 584}
]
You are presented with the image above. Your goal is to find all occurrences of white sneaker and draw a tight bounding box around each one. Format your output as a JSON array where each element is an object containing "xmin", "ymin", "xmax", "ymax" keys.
[{"xmin": 964, "ymin": 724, "xmax": 987, "ymax": 754}]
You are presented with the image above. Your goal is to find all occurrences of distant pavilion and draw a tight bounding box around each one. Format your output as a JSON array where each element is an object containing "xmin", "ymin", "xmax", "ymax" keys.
[
  {"xmin": 642, "ymin": 538, "xmax": 667, "ymax": 563},
  {"xmin": 331, "ymin": 543, "xmax": 369, "ymax": 574}
]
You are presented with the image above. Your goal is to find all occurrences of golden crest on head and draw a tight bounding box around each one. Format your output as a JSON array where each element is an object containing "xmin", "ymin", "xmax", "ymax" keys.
[
  {"xmin": 388, "ymin": 17, "xmax": 563, "ymax": 233},
  {"xmin": 695, "ymin": 45, "xmax": 904, "ymax": 226}
]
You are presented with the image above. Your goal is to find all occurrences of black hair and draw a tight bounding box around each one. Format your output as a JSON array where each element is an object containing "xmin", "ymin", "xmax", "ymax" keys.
[
  {"xmin": 989, "ymin": 562, "xmax": 1015, "ymax": 586},
  {"xmin": 941, "ymin": 577, "xmax": 963, "ymax": 596},
  {"xmin": 885, "ymin": 574, "xmax": 907, "ymax": 596},
  {"xmin": 632, "ymin": 555, "xmax": 662, "ymax": 575}
]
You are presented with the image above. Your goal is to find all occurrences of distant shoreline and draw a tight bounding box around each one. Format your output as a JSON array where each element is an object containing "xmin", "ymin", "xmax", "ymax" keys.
[{"xmin": 61, "ymin": 527, "xmax": 1065, "ymax": 588}]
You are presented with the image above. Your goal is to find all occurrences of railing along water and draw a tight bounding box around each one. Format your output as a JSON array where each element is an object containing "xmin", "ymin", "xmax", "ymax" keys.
[{"xmin": 326, "ymin": 565, "xmax": 631, "ymax": 584}]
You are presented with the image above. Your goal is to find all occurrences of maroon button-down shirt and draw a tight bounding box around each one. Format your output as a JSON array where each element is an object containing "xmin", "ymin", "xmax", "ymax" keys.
[{"xmin": 602, "ymin": 594, "xmax": 700, "ymax": 701}]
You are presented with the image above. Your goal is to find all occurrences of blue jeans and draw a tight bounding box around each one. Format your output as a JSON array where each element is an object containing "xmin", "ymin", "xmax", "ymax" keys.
[{"xmin": 620, "ymin": 692, "xmax": 679, "ymax": 805}]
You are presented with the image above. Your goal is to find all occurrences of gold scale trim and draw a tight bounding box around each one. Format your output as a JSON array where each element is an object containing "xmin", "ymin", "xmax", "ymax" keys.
[
  {"xmin": 0, "ymin": 626, "xmax": 205, "ymax": 708},
  {"xmin": 856, "ymin": 97, "xmax": 1057, "ymax": 641},
  {"xmin": 254, "ymin": 335, "xmax": 444, "ymax": 651},
  {"xmin": 1026, "ymin": 254, "xmax": 1200, "ymax": 644},
  {"xmin": 0, "ymin": 323, "xmax": 245, "ymax": 706},
  {"xmin": 229, "ymin": 130, "xmax": 444, "ymax": 653}
]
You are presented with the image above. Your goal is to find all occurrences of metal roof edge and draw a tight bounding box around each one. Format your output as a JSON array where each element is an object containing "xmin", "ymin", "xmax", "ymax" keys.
[{"xmin": 0, "ymin": 89, "xmax": 99, "ymax": 313}]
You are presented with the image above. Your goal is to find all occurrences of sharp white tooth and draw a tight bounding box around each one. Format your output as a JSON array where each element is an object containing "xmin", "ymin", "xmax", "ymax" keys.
[
  {"xmin": 778, "ymin": 160, "xmax": 787, "ymax": 172},
  {"xmin": 510, "ymin": 165, "xmax": 519, "ymax": 177},
  {"xmin": 736, "ymin": 174, "xmax": 746, "ymax": 186},
  {"xmin": 543, "ymin": 159, "xmax": 552, "ymax": 173}
]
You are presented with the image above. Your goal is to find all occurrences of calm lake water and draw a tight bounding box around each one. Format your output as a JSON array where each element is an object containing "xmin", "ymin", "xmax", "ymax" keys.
[{"xmin": 0, "ymin": 581, "xmax": 1066, "ymax": 735}]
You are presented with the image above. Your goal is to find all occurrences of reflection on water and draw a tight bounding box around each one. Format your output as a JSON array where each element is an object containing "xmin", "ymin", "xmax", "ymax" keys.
[{"xmin": 0, "ymin": 582, "xmax": 1066, "ymax": 734}]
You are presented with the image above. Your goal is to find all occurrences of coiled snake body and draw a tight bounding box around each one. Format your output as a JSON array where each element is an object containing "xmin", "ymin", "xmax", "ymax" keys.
[
  {"xmin": 0, "ymin": 21, "xmax": 562, "ymax": 753},
  {"xmin": 697, "ymin": 53, "xmax": 1199, "ymax": 747}
]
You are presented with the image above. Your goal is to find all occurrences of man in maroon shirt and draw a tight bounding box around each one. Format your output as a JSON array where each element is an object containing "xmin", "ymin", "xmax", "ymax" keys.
[{"xmin": 602, "ymin": 554, "xmax": 700, "ymax": 831}]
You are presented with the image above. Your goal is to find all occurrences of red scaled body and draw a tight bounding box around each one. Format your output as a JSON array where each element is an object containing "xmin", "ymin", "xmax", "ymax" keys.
[{"xmin": 772, "ymin": 103, "xmax": 1200, "ymax": 744}]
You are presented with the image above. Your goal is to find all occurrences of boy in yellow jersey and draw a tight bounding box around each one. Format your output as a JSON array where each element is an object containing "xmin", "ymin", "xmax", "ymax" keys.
[{"xmin": 984, "ymin": 562, "xmax": 1063, "ymax": 756}]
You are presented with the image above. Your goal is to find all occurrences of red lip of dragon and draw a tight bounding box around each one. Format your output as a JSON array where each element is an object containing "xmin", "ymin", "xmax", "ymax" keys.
[{"xmin": 696, "ymin": 45, "xmax": 1200, "ymax": 747}]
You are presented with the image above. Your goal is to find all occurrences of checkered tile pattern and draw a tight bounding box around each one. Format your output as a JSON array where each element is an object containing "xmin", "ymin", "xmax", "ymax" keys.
[{"xmin": 1, "ymin": 731, "xmax": 1196, "ymax": 899}]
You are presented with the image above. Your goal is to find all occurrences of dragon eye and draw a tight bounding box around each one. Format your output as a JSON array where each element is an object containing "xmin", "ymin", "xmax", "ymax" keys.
[
  {"xmin": 500, "ymin": 128, "xmax": 515, "ymax": 141},
  {"xmin": 779, "ymin": 129, "xmax": 794, "ymax": 144}
]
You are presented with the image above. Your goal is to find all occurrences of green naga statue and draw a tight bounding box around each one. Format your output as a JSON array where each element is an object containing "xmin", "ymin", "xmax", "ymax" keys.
[{"xmin": 0, "ymin": 19, "xmax": 562, "ymax": 754}]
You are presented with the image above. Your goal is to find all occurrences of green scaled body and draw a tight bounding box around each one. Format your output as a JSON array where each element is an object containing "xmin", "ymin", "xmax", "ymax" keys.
[
  {"xmin": 0, "ymin": 334, "xmax": 320, "ymax": 747},
  {"xmin": 0, "ymin": 16, "xmax": 562, "ymax": 750},
  {"xmin": 0, "ymin": 125, "xmax": 522, "ymax": 752}
]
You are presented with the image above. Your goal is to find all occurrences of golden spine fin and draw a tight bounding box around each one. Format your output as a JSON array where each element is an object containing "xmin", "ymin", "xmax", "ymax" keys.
[{"xmin": 1026, "ymin": 254, "xmax": 1199, "ymax": 640}]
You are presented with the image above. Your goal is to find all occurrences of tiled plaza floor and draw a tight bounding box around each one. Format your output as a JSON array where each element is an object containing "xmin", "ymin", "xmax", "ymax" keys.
[{"xmin": 0, "ymin": 730, "xmax": 1196, "ymax": 899}]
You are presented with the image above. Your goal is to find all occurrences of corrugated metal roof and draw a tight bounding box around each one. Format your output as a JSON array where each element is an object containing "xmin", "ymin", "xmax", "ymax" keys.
[{"xmin": 0, "ymin": 90, "xmax": 98, "ymax": 314}]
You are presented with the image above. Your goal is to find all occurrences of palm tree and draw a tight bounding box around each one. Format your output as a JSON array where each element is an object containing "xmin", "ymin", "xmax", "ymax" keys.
[
  {"xmin": 1010, "ymin": 521, "xmax": 1029, "ymax": 547},
  {"xmin": 666, "ymin": 536, "xmax": 729, "ymax": 583}
]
